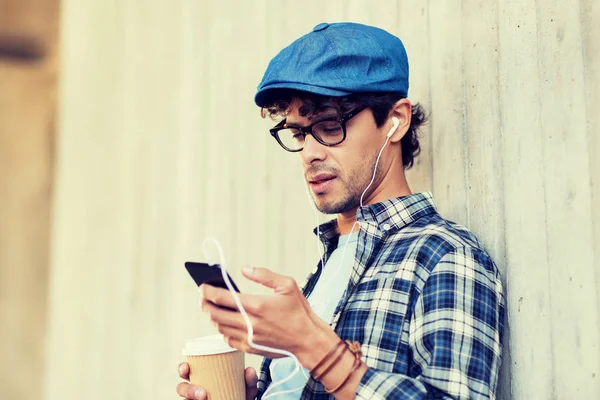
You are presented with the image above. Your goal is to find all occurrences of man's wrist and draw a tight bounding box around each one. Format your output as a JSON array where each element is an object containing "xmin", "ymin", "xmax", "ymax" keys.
[{"xmin": 295, "ymin": 324, "xmax": 340, "ymax": 371}]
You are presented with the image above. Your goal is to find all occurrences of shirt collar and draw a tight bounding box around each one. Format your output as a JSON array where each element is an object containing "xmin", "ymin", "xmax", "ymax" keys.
[
  {"xmin": 313, "ymin": 192, "xmax": 438, "ymax": 240},
  {"xmin": 313, "ymin": 217, "xmax": 340, "ymax": 249}
]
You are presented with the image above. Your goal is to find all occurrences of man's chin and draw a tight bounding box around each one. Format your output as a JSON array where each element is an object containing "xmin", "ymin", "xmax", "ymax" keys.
[
  {"xmin": 312, "ymin": 196, "xmax": 336, "ymax": 214},
  {"xmin": 313, "ymin": 196, "xmax": 355, "ymax": 215},
  {"xmin": 315, "ymin": 204, "xmax": 338, "ymax": 215}
]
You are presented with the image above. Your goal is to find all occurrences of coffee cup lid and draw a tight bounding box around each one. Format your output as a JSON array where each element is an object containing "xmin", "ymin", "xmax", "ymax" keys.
[{"xmin": 182, "ymin": 334, "xmax": 238, "ymax": 356}]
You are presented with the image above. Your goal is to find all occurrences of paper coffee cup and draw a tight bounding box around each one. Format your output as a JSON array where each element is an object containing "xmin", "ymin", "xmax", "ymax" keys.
[{"xmin": 182, "ymin": 334, "xmax": 245, "ymax": 400}]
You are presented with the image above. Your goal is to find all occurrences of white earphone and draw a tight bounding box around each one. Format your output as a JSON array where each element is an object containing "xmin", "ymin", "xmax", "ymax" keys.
[{"xmin": 387, "ymin": 116, "xmax": 400, "ymax": 138}]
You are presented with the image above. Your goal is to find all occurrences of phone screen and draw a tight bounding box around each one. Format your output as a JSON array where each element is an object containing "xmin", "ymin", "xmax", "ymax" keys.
[{"xmin": 184, "ymin": 262, "xmax": 240, "ymax": 292}]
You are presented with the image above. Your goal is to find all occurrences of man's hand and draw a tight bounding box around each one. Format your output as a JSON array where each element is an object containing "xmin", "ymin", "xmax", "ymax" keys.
[
  {"xmin": 199, "ymin": 267, "xmax": 336, "ymax": 370},
  {"xmin": 176, "ymin": 362, "xmax": 258, "ymax": 400}
]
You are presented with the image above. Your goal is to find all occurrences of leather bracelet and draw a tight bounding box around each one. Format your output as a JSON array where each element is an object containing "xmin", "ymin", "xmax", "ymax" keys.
[
  {"xmin": 309, "ymin": 340, "xmax": 345, "ymax": 376},
  {"xmin": 324, "ymin": 357, "xmax": 363, "ymax": 394},
  {"xmin": 313, "ymin": 346, "xmax": 347, "ymax": 381},
  {"xmin": 345, "ymin": 340, "xmax": 363, "ymax": 360}
]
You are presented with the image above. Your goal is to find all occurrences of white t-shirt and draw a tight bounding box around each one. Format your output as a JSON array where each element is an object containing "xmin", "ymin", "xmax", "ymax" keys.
[{"xmin": 267, "ymin": 232, "xmax": 359, "ymax": 399}]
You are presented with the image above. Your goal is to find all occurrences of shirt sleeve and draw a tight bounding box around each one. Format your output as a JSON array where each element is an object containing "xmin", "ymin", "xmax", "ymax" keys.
[{"xmin": 355, "ymin": 246, "xmax": 505, "ymax": 399}]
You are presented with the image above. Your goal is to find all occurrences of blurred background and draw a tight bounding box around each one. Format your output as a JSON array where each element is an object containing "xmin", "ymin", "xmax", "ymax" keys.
[{"xmin": 0, "ymin": 0, "xmax": 598, "ymax": 399}]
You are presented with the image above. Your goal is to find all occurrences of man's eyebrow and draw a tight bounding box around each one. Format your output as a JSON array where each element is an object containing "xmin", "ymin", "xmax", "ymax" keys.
[
  {"xmin": 285, "ymin": 112, "xmax": 340, "ymax": 128},
  {"xmin": 310, "ymin": 112, "xmax": 339, "ymax": 121},
  {"xmin": 283, "ymin": 121, "xmax": 303, "ymax": 128}
]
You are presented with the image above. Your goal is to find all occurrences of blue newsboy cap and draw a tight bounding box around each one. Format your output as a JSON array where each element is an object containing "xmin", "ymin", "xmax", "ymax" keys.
[{"xmin": 254, "ymin": 22, "xmax": 409, "ymax": 107}]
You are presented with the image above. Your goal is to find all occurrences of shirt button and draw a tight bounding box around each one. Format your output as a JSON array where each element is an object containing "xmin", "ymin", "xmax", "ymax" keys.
[
  {"xmin": 382, "ymin": 223, "xmax": 391, "ymax": 231},
  {"xmin": 313, "ymin": 22, "xmax": 329, "ymax": 32}
]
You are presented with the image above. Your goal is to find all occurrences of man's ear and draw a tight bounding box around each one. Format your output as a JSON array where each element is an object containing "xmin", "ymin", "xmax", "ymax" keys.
[{"xmin": 387, "ymin": 98, "xmax": 412, "ymax": 143}]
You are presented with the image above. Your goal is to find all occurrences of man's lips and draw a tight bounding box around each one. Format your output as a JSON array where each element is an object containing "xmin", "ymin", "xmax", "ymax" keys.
[
  {"xmin": 307, "ymin": 173, "xmax": 336, "ymax": 184},
  {"xmin": 307, "ymin": 173, "xmax": 337, "ymax": 193}
]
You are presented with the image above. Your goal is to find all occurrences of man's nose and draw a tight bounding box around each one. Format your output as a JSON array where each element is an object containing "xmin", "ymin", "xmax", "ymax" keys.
[{"xmin": 300, "ymin": 134, "xmax": 327, "ymax": 164}]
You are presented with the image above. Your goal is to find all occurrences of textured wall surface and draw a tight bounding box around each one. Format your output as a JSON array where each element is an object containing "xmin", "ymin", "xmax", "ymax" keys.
[
  {"xmin": 44, "ymin": 1, "xmax": 599, "ymax": 399},
  {"xmin": 0, "ymin": 1, "xmax": 58, "ymax": 399}
]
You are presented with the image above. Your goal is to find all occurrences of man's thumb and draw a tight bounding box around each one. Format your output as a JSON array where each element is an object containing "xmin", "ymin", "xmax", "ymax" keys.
[{"xmin": 245, "ymin": 367, "xmax": 259, "ymax": 400}]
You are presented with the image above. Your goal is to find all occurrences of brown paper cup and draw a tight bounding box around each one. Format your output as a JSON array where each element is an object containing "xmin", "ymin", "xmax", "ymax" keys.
[{"xmin": 183, "ymin": 335, "xmax": 245, "ymax": 400}]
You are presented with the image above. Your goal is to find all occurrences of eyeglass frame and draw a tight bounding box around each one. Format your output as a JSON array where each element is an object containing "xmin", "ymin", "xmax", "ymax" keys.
[{"xmin": 269, "ymin": 105, "xmax": 368, "ymax": 152}]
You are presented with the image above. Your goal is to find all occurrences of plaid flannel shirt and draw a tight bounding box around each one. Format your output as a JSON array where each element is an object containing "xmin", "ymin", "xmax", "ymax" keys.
[{"xmin": 257, "ymin": 192, "xmax": 505, "ymax": 399}]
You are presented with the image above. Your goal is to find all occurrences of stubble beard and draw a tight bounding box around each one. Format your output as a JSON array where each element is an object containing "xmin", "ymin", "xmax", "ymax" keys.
[{"xmin": 311, "ymin": 149, "xmax": 380, "ymax": 215}]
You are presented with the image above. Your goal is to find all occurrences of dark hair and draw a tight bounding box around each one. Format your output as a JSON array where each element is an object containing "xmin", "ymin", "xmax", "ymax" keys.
[{"xmin": 261, "ymin": 90, "xmax": 428, "ymax": 169}]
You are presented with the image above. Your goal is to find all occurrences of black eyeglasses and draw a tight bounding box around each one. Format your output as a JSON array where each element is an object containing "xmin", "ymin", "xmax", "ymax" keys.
[{"xmin": 269, "ymin": 106, "xmax": 367, "ymax": 152}]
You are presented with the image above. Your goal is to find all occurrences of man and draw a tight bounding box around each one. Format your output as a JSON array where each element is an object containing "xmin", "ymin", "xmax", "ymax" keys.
[{"xmin": 176, "ymin": 22, "xmax": 505, "ymax": 399}]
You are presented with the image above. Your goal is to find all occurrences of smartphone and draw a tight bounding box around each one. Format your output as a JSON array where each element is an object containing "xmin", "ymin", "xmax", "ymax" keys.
[{"xmin": 184, "ymin": 261, "xmax": 240, "ymax": 292}]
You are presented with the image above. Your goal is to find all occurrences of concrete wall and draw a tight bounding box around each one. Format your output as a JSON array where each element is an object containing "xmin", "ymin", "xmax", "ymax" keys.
[
  {"xmin": 0, "ymin": 1, "xmax": 58, "ymax": 399},
  {"xmin": 43, "ymin": 1, "xmax": 599, "ymax": 399}
]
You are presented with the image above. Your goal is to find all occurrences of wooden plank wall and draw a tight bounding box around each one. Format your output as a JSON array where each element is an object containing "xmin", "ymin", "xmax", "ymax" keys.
[{"xmin": 43, "ymin": 1, "xmax": 599, "ymax": 399}]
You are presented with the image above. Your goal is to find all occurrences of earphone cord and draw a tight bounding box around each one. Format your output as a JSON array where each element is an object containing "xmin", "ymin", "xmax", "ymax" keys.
[
  {"xmin": 201, "ymin": 128, "xmax": 394, "ymax": 398},
  {"xmin": 313, "ymin": 133, "xmax": 392, "ymax": 294},
  {"xmin": 303, "ymin": 182, "xmax": 325, "ymax": 274},
  {"xmin": 202, "ymin": 238, "xmax": 309, "ymax": 399}
]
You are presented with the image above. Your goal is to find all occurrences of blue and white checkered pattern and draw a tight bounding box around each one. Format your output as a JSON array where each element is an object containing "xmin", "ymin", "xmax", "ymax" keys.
[{"xmin": 257, "ymin": 192, "xmax": 505, "ymax": 399}]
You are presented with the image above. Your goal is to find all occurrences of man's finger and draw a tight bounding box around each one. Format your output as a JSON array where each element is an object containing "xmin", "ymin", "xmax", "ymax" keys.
[
  {"xmin": 245, "ymin": 367, "xmax": 259, "ymax": 400},
  {"xmin": 178, "ymin": 362, "xmax": 190, "ymax": 380},
  {"xmin": 218, "ymin": 325, "xmax": 249, "ymax": 345},
  {"xmin": 202, "ymin": 300, "xmax": 247, "ymax": 330},
  {"xmin": 201, "ymin": 285, "xmax": 244, "ymax": 310},
  {"xmin": 201, "ymin": 284, "xmax": 264, "ymax": 315},
  {"xmin": 176, "ymin": 382, "xmax": 207, "ymax": 400},
  {"xmin": 242, "ymin": 267, "xmax": 292, "ymax": 291}
]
